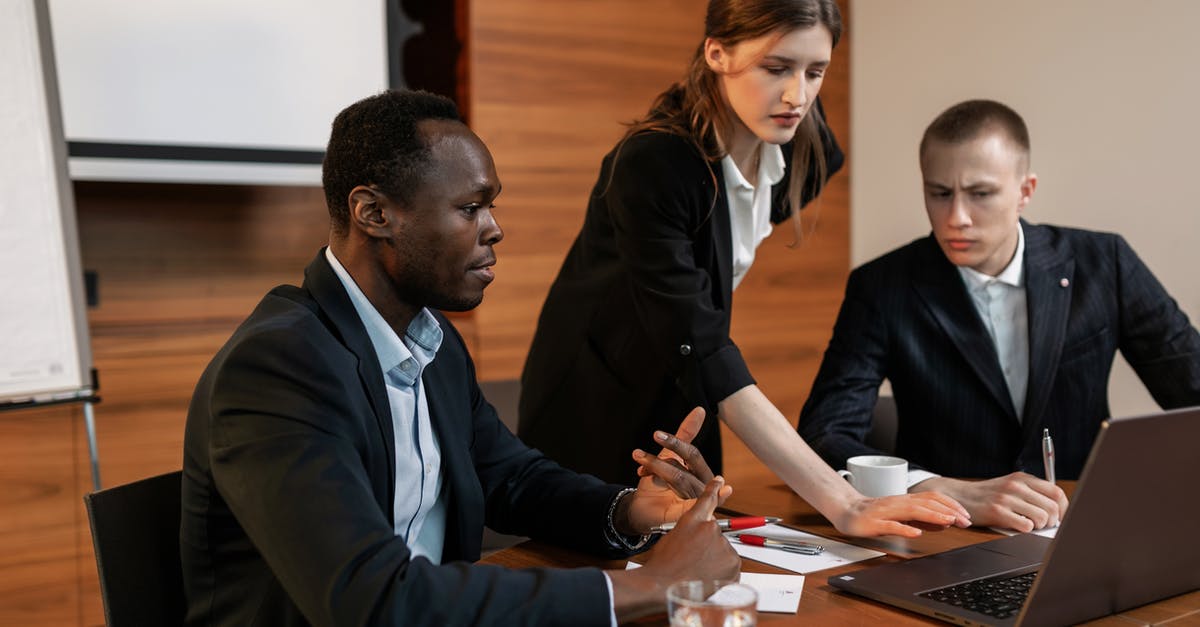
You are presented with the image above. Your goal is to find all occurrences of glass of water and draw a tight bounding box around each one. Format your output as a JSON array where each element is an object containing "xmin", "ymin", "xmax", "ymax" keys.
[{"xmin": 666, "ymin": 580, "xmax": 757, "ymax": 627}]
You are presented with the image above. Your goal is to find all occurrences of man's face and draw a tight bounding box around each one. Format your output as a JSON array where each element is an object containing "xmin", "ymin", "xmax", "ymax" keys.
[
  {"xmin": 921, "ymin": 132, "xmax": 1036, "ymax": 276},
  {"xmin": 381, "ymin": 119, "xmax": 503, "ymax": 313}
]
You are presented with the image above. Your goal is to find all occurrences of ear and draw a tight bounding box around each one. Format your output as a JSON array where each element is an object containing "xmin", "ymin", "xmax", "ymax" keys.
[
  {"xmin": 1017, "ymin": 172, "xmax": 1038, "ymax": 213},
  {"xmin": 703, "ymin": 37, "xmax": 729, "ymax": 73},
  {"xmin": 347, "ymin": 185, "xmax": 393, "ymax": 238}
]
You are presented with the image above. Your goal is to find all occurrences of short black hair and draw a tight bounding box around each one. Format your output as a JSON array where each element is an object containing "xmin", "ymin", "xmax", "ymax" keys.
[
  {"xmin": 920, "ymin": 99, "xmax": 1031, "ymax": 166},
  {"xmin": 322, "ymin": 90, "xmax": 461, "ymax": 235}
]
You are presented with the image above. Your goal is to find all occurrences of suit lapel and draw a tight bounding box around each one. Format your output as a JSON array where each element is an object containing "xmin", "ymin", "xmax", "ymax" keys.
[
  {"xmin": 1020, "ymin": 222, "xmax": 1075, "ymax": 441},
  {"xmin": 911, "ymin": 236, "xmax": 1017, "ymax": 419},
  {"xmin": 302, "ymin": 249, "xmax": 397, "ymax": 496}
]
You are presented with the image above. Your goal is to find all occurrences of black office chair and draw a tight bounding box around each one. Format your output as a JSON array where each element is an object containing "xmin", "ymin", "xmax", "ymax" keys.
[
  {"xmin": 866, "ymin": 394, "xmax": 899, "ymax": 454},
  {"xmin": 84, "ymin": 470, "xmax": 186, "ymax": 627},
  {"xmin": 478, "ymin": 379, "xmax": 530, "ymax": 554}
]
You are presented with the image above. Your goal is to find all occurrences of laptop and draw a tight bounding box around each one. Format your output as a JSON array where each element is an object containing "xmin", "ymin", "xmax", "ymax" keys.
[{"xmin": 829, "ymin": 406, "xmax": 1200, "ymax": 626}]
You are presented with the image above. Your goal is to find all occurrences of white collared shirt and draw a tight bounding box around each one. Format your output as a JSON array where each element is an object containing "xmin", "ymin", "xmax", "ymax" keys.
[
  {"xmin": 325, "ymin": 247, "xmax": 447, "ymax": 563},
  {"xmin": 721, "ymin": 142, "xmax": 786, "ymax": 290}
]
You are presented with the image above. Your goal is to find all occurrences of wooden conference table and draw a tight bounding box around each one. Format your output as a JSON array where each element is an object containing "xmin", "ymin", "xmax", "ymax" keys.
[{"xmin": 480, "ymin": 481, "xmax": 1200, "ymax": 625}]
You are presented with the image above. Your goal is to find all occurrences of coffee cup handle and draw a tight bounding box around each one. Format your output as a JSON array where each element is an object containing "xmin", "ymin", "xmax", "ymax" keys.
[{"xmin": 837, "ymin": 469, "xmax": 853, "ymax": 484}]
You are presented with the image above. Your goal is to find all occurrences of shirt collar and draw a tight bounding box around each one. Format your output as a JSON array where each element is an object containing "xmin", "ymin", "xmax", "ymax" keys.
[
  {"xmin": 720, "ymin": 143, "xmax": 786, "ymax": 191},
  {"xmin": 324, "ymin": 247, "xmax": 442, "ymax": 373},
  {"xmin": 958, "ymin": 222, "xmax": 1026, "ymax": 290}
]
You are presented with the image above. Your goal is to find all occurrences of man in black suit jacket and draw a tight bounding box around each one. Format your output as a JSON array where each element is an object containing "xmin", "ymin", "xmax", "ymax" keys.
[
  {"xmin": 181, "ymin": 90, "xmax": 739, "ymax": 626},
  {"xmin": 798, "ymin": 99, "xmax": 1200, "ymax": 532}
]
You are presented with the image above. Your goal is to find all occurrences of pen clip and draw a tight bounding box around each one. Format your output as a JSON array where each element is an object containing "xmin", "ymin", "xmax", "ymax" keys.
[{"xmin": 773, "ymin": 544, "xmax": 824, "ymax": 555}]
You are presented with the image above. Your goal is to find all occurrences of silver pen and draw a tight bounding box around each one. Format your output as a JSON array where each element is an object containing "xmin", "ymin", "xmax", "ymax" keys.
[
  {"xmin": 1042, "ymin": 428, "xmax": 1056, "ymax": 484},
  {"xmin": 735, "ymin": 534, "xmax": 825, "ymax": 555}
]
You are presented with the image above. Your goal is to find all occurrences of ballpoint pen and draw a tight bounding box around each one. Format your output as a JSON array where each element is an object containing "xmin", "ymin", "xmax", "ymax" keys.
[
  {"xmin": 649, "ymin": 515, "xmax": 781, "ymax": 534},
  {"xmin": 735, "ymin": 534, "xmax": 825, "ymax": 555},
  {"xmin": 1042, "ymin": 428, "xmax": 1056, "ymax": 485}
]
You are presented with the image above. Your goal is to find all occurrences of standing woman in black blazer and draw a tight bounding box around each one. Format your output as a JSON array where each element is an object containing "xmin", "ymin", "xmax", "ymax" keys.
[{"xmin": 519, "ymin": 0, "xmax": 970, "ymax": 537}]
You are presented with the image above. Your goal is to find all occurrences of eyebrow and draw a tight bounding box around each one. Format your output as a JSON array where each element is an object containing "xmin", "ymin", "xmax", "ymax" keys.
[
  {"xmin": 923, "ymin": 181, "xmax": 998, "ymax": 191},
  {"xmin": 473, "ymin": 182, "xmax": 501, "ymax": 198},
  {"xmin": 762, "ymin": 55, "xmax": 830, "ymax": 68}
]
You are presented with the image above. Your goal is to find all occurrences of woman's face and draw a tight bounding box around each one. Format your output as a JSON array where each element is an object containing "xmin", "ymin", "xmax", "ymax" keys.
[{"xmin": 705, "ymin": 25, "xmax": 833, "ymax": 151}]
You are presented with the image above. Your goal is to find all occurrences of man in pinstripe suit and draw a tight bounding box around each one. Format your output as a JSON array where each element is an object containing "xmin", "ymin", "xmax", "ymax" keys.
[{"xmin": 798, "ymin": 99, "xmax": 1200, "ymax": 532}]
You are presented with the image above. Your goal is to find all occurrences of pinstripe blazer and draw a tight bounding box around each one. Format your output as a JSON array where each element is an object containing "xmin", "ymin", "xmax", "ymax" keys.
[{"xmin": 797, "ymin": 221, "xmax": 1200, "ymax": 480}]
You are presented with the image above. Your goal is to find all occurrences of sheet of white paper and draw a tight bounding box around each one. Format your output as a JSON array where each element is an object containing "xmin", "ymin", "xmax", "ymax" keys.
[
  {"xmin": 724, "ymin": 523, "xmax": 885, "ymax": 574},
  {"xmin": 736, "ymin": 572, "xmax": 805, "ymax": 613},
  {"xmin": 624, "ymin": 562, "xmax": 805, "ymax": 613},
  {"xmin": 990, "ymin": 525, "xmax": 1058, "ymax": 538}
]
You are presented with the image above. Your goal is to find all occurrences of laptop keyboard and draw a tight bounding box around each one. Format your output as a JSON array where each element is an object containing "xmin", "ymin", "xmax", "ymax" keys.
[{"xmin": 919, "ymin": 571, "xmax": 1038, "ymax": 620}]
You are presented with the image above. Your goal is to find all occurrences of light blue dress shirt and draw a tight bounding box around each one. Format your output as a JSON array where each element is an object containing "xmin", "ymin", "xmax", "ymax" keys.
[
  {"xmin": 325, "ymin": 248, "xmax": 447, "ymax": 563},
  {"xmin": 957, "ymin": 223, "xmax": 1029, "ymax": 422}
]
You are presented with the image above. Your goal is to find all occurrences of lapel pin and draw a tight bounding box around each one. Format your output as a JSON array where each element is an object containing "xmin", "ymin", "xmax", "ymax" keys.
[{"xmin": 1060, "ymin": 278, "xmax": 1070, "ymax": 288}]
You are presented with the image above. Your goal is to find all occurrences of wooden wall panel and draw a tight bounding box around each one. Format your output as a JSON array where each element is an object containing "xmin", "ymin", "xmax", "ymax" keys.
[
  {"xmin": 468, "ymin": 0, "xmax": 707, "ymax": 379},
  {"xmin": 0, "ymin": 405, "xmax": 92, "ymax": 627}
]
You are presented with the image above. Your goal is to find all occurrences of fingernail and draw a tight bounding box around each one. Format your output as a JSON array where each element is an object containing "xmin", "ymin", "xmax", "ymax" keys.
[
  {"xmin": 654, "ymin": 431, "xmax": 668, "ymax": 442},
  {"xmin": 633, "ymin": 449, "xmax": 647, "ymax": 459}
]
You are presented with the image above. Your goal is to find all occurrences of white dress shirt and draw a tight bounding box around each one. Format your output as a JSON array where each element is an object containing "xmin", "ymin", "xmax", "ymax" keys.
[
  {"xmin": 325, "ymin": 248, "xmax": 447, "ymax": 563},
  {"xmin": 722, "ymin": 142, "xmax": 786, "ymax": 290}
]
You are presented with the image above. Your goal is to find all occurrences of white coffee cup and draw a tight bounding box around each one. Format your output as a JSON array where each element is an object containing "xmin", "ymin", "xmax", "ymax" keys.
[{"xmin": 837, "ymin": 455, "xmax": 907, "ymax": 497}]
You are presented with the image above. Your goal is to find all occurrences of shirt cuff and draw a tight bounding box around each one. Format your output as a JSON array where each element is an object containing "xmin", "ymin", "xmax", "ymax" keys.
[
  {"xmin": 907, "ymin": 469, "xmax": 941, "ymax": 489},
  {"xmin": 602, "ymin": 572, "xmax": 618, "ymax": 627}
]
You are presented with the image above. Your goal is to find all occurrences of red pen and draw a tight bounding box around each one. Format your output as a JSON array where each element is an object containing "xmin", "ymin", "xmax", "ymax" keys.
[
  {"xmin": 649, "ymin": 515, "xmax": 780, "ymax": 534},
  {"xmin": 735, "ymin": 533, "xmax": 824, "ymax": 555}
]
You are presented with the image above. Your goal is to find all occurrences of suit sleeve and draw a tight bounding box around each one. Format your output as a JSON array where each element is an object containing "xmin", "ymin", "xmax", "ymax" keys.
[
  {"xmin": 434, "ymin": 320, "xmax": 637, "ymax": 557},
  {"xmin": 1112, "ymin": 235, "xmax": 1200, "ymax": 407},
  {"xmin": 605, "ymin": 134, "xmax": 754, "ymax": 409},
  {"xmin": 797, "ymin": 268, "xmax": 896, "ymax": 469},
  {"xmin": 206, "ymin": 321, "xmax": 617, "ymax": 627}
]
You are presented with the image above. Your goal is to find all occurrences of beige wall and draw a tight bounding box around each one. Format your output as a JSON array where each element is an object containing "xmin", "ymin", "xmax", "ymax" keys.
[{"xmin": 850, "ymin": 0, "xmax": 1200, "ymax": 416}]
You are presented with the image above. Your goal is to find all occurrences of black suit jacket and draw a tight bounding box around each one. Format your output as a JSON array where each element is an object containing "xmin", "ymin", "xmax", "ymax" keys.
[
  {"xmin": 182, "ymin": 252, "xmax": 631, "ymax": 627},
  {"xmin": 519, "ymin": 104, "xmax": 843, "ymax": 485},
  {"xmin": 798, "ymin": 222, "xmax": 1200, "ymax": 480}
]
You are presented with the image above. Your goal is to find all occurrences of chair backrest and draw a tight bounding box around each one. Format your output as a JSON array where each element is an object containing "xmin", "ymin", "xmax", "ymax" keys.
[
  {"xmin": 84, "ymin": 470, "xmax": 185, "ymax": 627},
  {"xmin": 865, "ymin": 395, "xmax": 898, "ymax": 454},
  {"xmin": 476, "ymin": 378, "xmax": 530, "ymax": 553},
  {"xmin": 479, "ymin": 378, "xmax": 521, "ymax": 433}
]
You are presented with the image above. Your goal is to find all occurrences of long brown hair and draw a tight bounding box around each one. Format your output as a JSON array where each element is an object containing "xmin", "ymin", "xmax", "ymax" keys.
[{"xmin": 619, "ymin": 0, "xmax": 842, "ymax": 238}]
